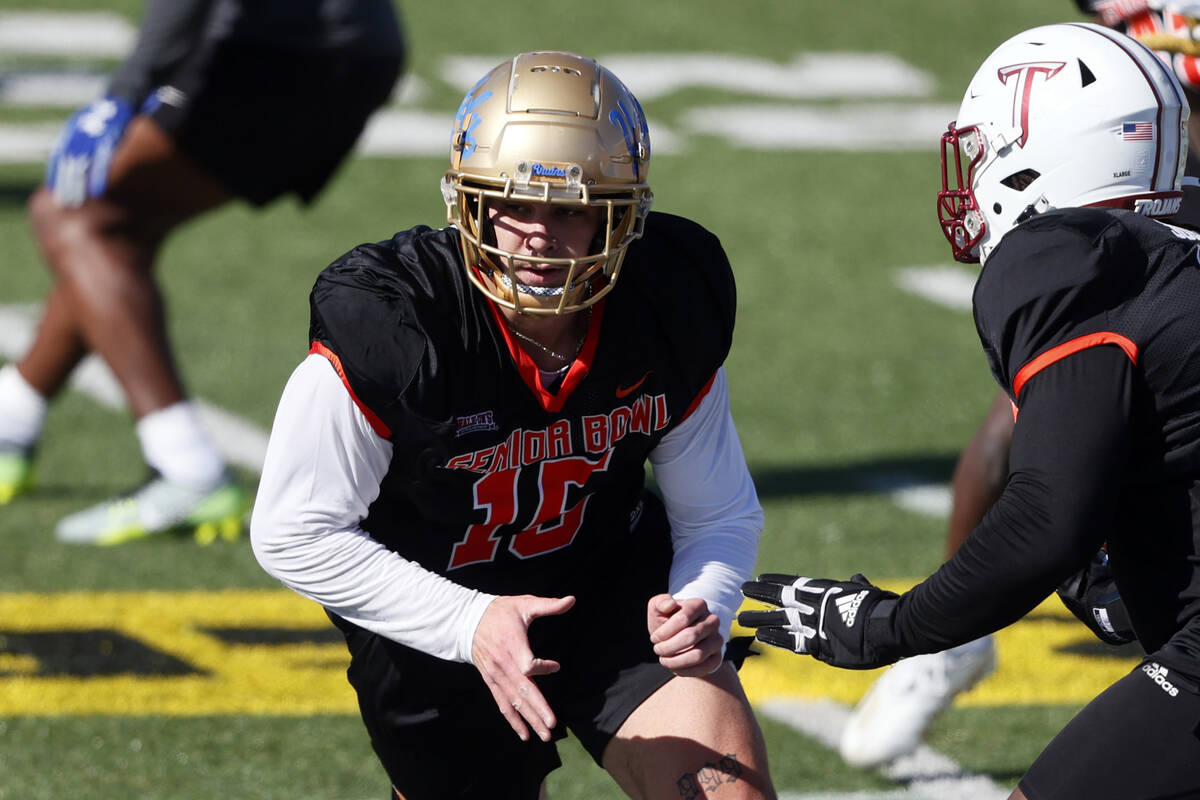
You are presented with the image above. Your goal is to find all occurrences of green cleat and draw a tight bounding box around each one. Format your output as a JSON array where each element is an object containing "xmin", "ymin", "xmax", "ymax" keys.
[
  {"xmin": 55, "ymin": 473, "xmax": 247, "ymax": 546},
  {"xmin": 0, "ymin": 446, "xmax": 34, "ymax": 506}
]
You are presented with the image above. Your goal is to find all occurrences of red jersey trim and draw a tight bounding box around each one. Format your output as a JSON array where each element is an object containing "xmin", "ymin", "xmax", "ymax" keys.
[
  {"xmin": 1012, "ymin": 332, "xmax": 1139, "ymax": 401},
  {"xmin": 309, "ymin": 341, "xmax": 392, "ymax": 439},
  {"xmin": 486, "ymin": 300, "xmax": 604, "ymax": 414},
  {"xmin": 681, "ymin": 372, "xmax": 718, "ymax": 423}
]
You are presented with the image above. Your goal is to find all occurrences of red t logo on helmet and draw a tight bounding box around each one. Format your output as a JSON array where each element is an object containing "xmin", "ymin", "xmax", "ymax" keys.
[{"xmin": 997, "ymin": 61, "xmax": 1066, "ymax": 147}]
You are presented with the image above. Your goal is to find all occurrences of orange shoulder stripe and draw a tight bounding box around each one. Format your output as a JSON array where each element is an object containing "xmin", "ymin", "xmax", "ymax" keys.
[
  {"xmin": 309, "ymin": 341, "xmax": 392, "ymax": 439},
  {"xmin": 1012, "ymin": 332, "xmax": 1138, "ymax": 400},
  {"xmin": 681, "ymin": 372, "xmax": 719, "ymax": 423}
]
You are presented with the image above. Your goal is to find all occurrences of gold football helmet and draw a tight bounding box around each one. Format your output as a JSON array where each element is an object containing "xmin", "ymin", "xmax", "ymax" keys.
[{"xmin": 441, "ymin": 51, "xmax": 653, "ymax": 315}]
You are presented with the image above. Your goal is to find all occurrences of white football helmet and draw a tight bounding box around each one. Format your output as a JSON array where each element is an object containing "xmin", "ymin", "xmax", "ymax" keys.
[
  {"xmin": 441, "ymin": 51, "xmax": 653, "ymax": 315},
  {"xmin": 938, "ymin": 22, "xmax": 1189, "ymax": 264}
]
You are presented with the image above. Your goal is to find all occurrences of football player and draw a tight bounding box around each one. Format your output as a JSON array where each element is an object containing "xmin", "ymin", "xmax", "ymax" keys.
[
  {"xmin": 0, "ymin": 0, "xmax": 404, "ymax": 544},
  {"xmin": 251, "ymin": 51, "xmax": 776, "ymax": 800},
  {"xmin": 837, "ymin": 1, "xmax": 1200, "ymax": 769},
  {"xmin": 741, "ymin": 23, "xmax": 1200, "ymax": 799}
]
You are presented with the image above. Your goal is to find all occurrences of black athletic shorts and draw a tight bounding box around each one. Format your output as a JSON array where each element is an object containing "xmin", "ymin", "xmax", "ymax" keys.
[
  {"xmin": 1019, "ymin": 655, "xmax": 1200, "ymax": 800},
  {"xmin": 329, "ymin": 494, "xmax": 692, "ymax": 800},
  {"xmin": 149, "ymin": 39, "xmax": 401, "ymax": 206}
]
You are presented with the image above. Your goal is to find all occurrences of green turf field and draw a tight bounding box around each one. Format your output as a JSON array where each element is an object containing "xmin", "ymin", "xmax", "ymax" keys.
[{"xmin": 0, "ymin": 2, "xmax": 1126, "ymax": 798}]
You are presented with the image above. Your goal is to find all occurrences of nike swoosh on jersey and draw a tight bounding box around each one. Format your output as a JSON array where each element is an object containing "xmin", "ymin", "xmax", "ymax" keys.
[{"xmin": 616, "ymin": 370, "xmax": 652, "ymax": 398}]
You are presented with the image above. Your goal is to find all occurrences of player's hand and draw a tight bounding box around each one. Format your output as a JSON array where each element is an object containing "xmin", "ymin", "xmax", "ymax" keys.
[
  {"xmin": 647, "ymin": 594, "xmax": 723, "ymax": 677},
  {"xmin": 1056, "ymin": 548, "xmax": 1136, "ymax": 645},
  {"xmin": 739, "ymin": 573, "xmax": 900, "ymax": 669},
  {"xmin": 471, "ymin": 593, "xmax": 575, "ymax": 743},
  {"xmin": 45, "ymin": 96, "xmax": 134, "ymax": 208}
]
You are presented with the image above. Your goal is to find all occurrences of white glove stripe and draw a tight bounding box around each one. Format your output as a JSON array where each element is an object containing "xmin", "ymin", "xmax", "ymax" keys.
[
  {"xmin": 783, "ymin": 607, "xmax": 817, "ymax": 651},
  {"xmin": 816, "ymin": 585, "xmax": 843, "ymax": 640}
]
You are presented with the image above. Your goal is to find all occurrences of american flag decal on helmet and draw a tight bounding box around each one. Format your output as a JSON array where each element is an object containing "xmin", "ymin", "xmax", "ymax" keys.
[{"xmin": 1122, "ymin": 121, "xmax": 1153, "ymax": 141}]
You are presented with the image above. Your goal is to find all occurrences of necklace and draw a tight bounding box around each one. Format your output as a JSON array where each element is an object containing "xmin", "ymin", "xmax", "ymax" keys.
[
  {"xmin": 508, "ymin": 309, "xmax": 591, "ymax": 366},
  {"xmin": 510, "ymin": 326, "xmax": 581, "ymax": 364}
]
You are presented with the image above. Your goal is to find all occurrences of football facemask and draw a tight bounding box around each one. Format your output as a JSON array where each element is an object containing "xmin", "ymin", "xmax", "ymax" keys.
[
  {"xmin": 937, "ymin": 22, "xmax": 1188, "ymax": 264},
  {"xmin": 442, "ymin": 51, "xmax": 653, "ymax": 315}
]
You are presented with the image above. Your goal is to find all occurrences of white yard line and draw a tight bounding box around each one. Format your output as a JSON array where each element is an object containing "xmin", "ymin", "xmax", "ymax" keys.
[
  {"xmin": 0, "ymin": 11, "xmax": 134, "ymax": 57},
  {"xmin": 0, "ymin": 121, "xmax": 62, "ymax": 164},
  {"xmin": 894, "ymin": 267, "xmax": 977, "ymax": 313},
  {"xmin": 681, "ymin": 103, "xmax": 958, "ymax": 151},
  {"xmin": 0, "ymin": 71, "xmax": 108, "ymax": 108},
  {"xmin": 886, "ymin": 481, "xmax": 951, "ymax": 518}
]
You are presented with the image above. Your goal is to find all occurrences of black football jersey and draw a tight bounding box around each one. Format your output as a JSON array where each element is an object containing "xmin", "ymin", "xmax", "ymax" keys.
[
  {"xmin": 308, "ymin": 211, "xmax": 735, "ymax": 599},
  {"xmin": 896, "ymin": 208, "xmax": 1200, "ymax": 668},
  {"xmin": 976, "ymin": 207, "xmax": 1200, "ymax": 462}
]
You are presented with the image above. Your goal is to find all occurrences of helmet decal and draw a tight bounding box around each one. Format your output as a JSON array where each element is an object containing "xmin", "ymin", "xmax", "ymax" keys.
[
  {"xmin": 1122, "ymin": 121, "xmax": 1154, "ymax": 140},
  {"xmin": 997, "ymin": 62, "xmax": 1065, "ymax": 147},
  {"xmin": 609, "ymin": 94, "xmax": 650, "ymax": 180},
  {"xmin": 452, "ymin": 78, "xmax": 492, "ymax": 161}
]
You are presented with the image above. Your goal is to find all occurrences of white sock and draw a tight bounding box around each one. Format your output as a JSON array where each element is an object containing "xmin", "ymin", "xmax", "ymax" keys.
[
  {"xmin": 135, "ymin": 401, "xmax": 226, "ymax": 490},
  {"xmin": 0, "ymin": 363, "xmax": 48, "ymax": 449},
  {"xmin": 948, "ymin": 635, "xmax": 993, "ymax": 656}
]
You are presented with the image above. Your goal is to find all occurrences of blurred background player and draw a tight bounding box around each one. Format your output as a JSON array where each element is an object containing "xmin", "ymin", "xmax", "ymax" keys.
[
  {"xmin": 744, "ymin": 22, "xmax": 1200, "ymax": 799},
  {"xmin": 252, "ymin": 51, "xmax": 775, "ymax": 800},
  {"xmin": 838, "ymin": 0, "xmax": 1200, "ymax": 769},
  {"xmin": 837, "ymin": 399, "xmax": 1005, "ymax": 768},
  {"xmin": 0, "ymin": 0, "xmax": 405, "ymax": 544}
]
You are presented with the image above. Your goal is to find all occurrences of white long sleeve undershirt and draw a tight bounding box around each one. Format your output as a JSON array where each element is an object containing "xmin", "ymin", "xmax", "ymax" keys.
[
  {"xmin": 651, "ymin": 369, "xmax": 763, "ymax": 638},
  {"xmin": 251, "ymin": 354, "xmax": 762, "ymax": 663}
]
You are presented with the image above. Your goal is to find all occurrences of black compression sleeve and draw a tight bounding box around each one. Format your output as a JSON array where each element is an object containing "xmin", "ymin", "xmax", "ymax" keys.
[
  {"xmin": 886, "ymin": 345, "xmax": 1138, "ymax": 654},
  {"xmin": 107, "ymin": 0, "xmax": 214, "ymax": 107}
]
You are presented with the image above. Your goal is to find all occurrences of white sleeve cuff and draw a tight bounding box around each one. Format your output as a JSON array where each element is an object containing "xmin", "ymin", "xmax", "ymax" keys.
[{"xmin": 649, "ymin": 368, "xmax": 763, "ymax": 640}]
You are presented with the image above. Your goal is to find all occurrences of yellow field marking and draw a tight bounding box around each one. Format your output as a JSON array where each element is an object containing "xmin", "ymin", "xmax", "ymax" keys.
[
  {"xmin": 0, "ymin": 652, "xmax": 38, "ymax": 675},
  {"xmin": 0, "ymin": 590, "xmax": 356, "ymax": 715},
  {"xmin": 0, "ymin": 586, "xmax": 1142, "ymax": 715}
]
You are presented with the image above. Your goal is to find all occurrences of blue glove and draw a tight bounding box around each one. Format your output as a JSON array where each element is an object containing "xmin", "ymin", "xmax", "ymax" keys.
[
  {"xmin": 739, "ymin": 573, "xmax": 901, "ymax": 669},
  {"xmin": 45, "ymin": 95, "xmax": 134, "ymax": 208}
]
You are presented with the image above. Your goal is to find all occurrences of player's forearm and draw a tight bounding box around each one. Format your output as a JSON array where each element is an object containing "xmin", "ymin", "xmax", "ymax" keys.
[
  {"xmin": 890, "ymin": 347, "xmax": 1134, "ymax": 654},
  {"xmin": 252, "ymin": 515, "xmax": 494, "ymax": 662},
  {"xmin": 251, "ymin": 355, "xmax": 495, "ymax": 663},
  {"xmin": 651, "ymin": 369, "xmax": 764, "ymax": 636},
  {"xmin": 890, "ymin": 492, "xmax": 1088, "ymax": 654},
  {"xmin": 669, "ymin": 516, "xmax": 762, "ymax": 638}
]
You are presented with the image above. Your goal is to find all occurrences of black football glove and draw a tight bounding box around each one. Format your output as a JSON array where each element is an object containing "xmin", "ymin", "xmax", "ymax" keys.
[
  {"xmin": 1055, "ymin": 549, "xmax": 1136, "ymax": 646},
  {"xmin": 739, "ymin": 573, "xmax": 901, "ymax": 669}
]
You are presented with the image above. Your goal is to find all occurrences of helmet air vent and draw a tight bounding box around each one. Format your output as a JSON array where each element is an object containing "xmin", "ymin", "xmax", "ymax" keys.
[
  {"xmin": 1078, "ymin": 59, "xmax": 1096, "ymax": 88},
  {"xmin": 1000, "ymin": 169, "xmax": 1041, "ymax": 191},
  {"xmin": 530, "ymin": 65, "xmax": 582, "ymax": 77}
]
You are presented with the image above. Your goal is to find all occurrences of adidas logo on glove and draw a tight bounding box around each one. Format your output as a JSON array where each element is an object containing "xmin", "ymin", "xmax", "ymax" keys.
[{"xmin": 835, "ymin": 590, "xmax": 869, "ymax": 628}]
